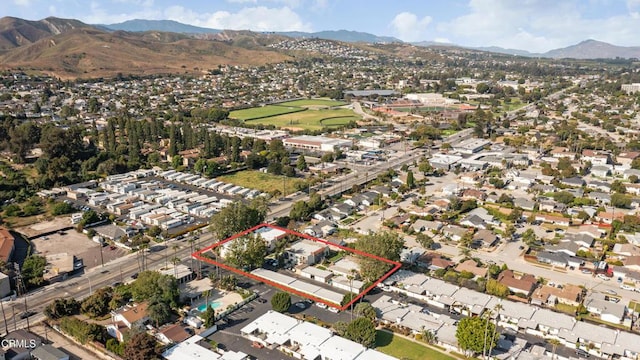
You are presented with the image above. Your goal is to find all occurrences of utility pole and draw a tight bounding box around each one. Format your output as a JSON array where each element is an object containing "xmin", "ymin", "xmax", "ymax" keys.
[{"xmin": 0, "ymin": 301, "xmax": 8, "ymax": 335}]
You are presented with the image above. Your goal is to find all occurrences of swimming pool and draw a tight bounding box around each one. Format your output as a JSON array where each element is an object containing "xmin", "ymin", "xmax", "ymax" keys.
[{"xmin": 197, "ymin": 301, "xmax": 222, "ymax": 312}]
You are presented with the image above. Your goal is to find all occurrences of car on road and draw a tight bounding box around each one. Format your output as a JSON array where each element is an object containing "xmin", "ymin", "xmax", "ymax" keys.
[
  {"xmin": 256, "ymin": 298, "xmax": 267, "ymax": 304},
  {"xmin": 597, "ymin": 274, "xmax": 611, "ymax": 281},
  {"xmin": 294, "ymin": 302, "xmax": 307, "ymax": 309},
  {"xmin": 251, "ymin": 341, "xmax": 264, "ymax": 349},
  {"xmin": 621, "ymin": 284, "xmax": 635, "ymax": 291},
  {"xmin": 582, "ymin": 269, "xmax": 592, "ymax": 274},
  {"xmin": 19, "ymin": 311, "xmax": 35, "ymax": 319},
  {"xmin": 316, "ymin": 302, "xmax": 327, "ymax": 309},
  {"xmin": 606, "ymin": 289, "xmax": 617, "ymax": 295},
  {"xmin": 328, "ymin": 307, "xmax": 340, "ymax": 313},
  {"xmin": 131, "ymin": 272, "xmax": 139, "ymax": 279}
]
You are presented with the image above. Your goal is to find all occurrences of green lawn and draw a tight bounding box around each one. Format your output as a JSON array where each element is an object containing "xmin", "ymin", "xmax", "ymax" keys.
[
  {"xmin": 375, "ymin": 330, "xmax": 456, "ymax": 360},
  {"xmin": 278, "ymin": 98, "xmax": 347, "ymax": 107},
  {"xmin": 229, "ymin": 105, "xmax": 304, "ymax": 121},
  {"xmin": 245, "ymin": 108, "xmax": 359, "ymax": 130},
  {"xmin": 216, "ymin": 170, "xmax": 302, "ymax": 195}
]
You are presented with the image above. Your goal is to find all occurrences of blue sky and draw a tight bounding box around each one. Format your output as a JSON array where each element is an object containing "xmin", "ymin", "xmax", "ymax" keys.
[{"xmin": 3, "ymin": 0, "xmax": 640, "ymax": 52}]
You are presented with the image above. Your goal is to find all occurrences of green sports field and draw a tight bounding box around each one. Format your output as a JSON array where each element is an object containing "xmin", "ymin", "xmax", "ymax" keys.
[
  {"xmin": 246, "ymin": 108, "xmax": 359, "ymax": 130},
  {"xmin": 277, "ymin": 99, "xmax": 347, "ymax": 107},
  {"xmin": 229, "ymin": 105, "xmax": 304, "ymax": 121}
]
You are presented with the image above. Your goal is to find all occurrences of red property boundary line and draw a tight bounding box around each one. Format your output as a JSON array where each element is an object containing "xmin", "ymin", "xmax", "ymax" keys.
[{"xmin": 191, "ymin": 223, "xmax": 401, "ymax": 311}]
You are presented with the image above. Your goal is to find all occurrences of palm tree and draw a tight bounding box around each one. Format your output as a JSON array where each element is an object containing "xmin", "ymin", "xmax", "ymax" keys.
[
  {"xmin": 347, "ymin": 270, "xmax": 357, "ymax": 321},
  {"xmin": 171, "ymin": 257, "xmax": 181, "ymax": 279},
  {"xmin": 547, "ymin": 338, "xmax": 561, "ymax": 360},
  {"xmin": 188, "ymin": 238, "xmax": 195, "ymax": 271},
  {"xmin": 194, "ymin": 246, "xmax": 203, "ymax": 278}
]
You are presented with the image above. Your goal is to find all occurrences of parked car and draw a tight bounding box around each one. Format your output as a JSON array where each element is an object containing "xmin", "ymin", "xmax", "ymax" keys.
[
  {"xmin": 606, "ymin": 289, "xmax": 617, "ymax": 295},
  {"xmin": 20, "ymin": 311, "xmax": 36, "ymax": 319},
  {"xmin": 597, "ymin": 274, "xmax": 611, "ymax": 281},
  {"xmin": 256, "ymin": 298, "xmax": 267, "ymax": 304},
  {"xmin": 581, "ymin": 269, "xmax": 592, "ymax": 274},
  {"xmin": 294, "ymin": 302, "xmax": 307, "ymax": 309},
  {"xmin": 316, "ymin": 302, "xmax": 328, "ymax": 309},
  {"xmin": 575, "ymin": 349, "xmax": 590, "ymax": 358}
]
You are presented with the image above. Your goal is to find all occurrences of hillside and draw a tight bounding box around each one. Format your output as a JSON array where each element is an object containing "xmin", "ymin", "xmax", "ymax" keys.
[
  {"xmin": 0, "ymin": 27, "xmax": 290, "ymax": 78},
  {"xmin": 543, "ymin": 39, "xmax": 640, "ymax": 59},
  {"xmin": 0, "ymin": 16, "xmax": 89, "ymax": 50}
]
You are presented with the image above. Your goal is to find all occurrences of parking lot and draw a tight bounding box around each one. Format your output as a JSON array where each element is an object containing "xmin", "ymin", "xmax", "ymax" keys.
[{"xmin": 31, "ymin": 229, "xmax": 128, "ymax": 269}]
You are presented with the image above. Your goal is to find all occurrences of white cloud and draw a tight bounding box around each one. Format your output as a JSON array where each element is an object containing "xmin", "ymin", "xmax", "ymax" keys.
[
  {"xmin": 226, "ymin": 0, "xmax": 258, "ymax": 3},
  {"xmin": 164, "ymin": 5, "xmax": 311, "ymax": 32},
  {"xmin": 389, "ymin": 12, "xmax": 432, "ymax": 42},
  {"xmin": 12, "ymin": 0, "xmax": 31, "ymax": 6},
  {"xmin": 435, "ymin": 0, "xmax": 640, "ymax": 52}
]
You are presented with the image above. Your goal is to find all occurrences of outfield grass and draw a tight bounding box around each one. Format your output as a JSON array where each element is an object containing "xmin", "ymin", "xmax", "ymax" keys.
[
  {"xmin": 245, "ymin": 108, "xmax": 359, "ymax": 130},
  {"xmin": 229, "ymin": 105, "xmax": 304, "ymax": 121},
  {"xmin": 278, "ymin": 99, "xmax": 347, "ymax": 107},
  {"xmin": 217, "ymin": 170, "xmax": 302, "ymax": 195},
  {"xmin": 375, "ymin": 330, "xmax": 456, "ymax": 360}
]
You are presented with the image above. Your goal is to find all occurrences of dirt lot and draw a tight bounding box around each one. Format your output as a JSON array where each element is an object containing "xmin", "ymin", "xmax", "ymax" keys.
[
  {"xmin": 16, "ymin": 216, "xmax": 74, "ymax": 238},
  {"xmin": 30, "ymin": 230, "xmax": 128, "ymax": 269}
]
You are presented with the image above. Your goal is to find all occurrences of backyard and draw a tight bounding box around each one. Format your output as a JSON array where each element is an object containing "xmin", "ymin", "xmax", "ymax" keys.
[
  {"xmin": 217, "ymin": 170, "xmax": 303, "ymax": 195},
  {"xmin": 374, "ymin": 330, "xmax": 457, "ymax": 360}
]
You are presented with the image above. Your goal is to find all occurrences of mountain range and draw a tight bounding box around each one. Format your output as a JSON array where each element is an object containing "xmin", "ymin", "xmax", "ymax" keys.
[
  {"xmin": 101, "ymin": 19, "xmax": 640, "ymax": 59},
  {"xmin": 99, "ymin": 19, "xmax": 400, "ymax": 43},
  {"xmin": 1, "ymin": 16, "xmax": 639, "ymax": 79}
]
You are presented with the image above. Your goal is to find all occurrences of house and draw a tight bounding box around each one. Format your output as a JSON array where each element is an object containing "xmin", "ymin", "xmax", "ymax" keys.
[
  {"xmin": 284, "ymin": 240, "xmax": 328, "ymax": 267},
  {"xmin": 583, "ymin": 292, "xmax": 626, "ymax": 323},
  {"xmin": 536, "ymin": 251, "xmax": 568, "ymax": 267},
  {"xmin": 590, "ymin": 165, "xmax": 612, "ymax": 178},
  {"xmin": 617, "ymin": 151, "xmax": 640, "ymax": 166},
  {"xmin": 3, "ymin": 330, "xmax": 43, "ymax": 360},
  {"xmin": 411, "ymin": 219, "xmax": 443, "ymax": 233},
  {"xmin": 415, "ymin": 253, "xmax": 454, "ymax": 271},
  {"xmin": 471, "ymin": 229, "xmax": 498, "ymax": 249},
  {"xmin": 531, "ymin": 284, "xmax": 583, "ymax": 307},
  {"xmin": 31, "ymin": 345, "xmax": 70, "ymax": 360},
  {"xmin": 582, "ymin": 149, "xmax": 611, "ymax": 165},
  {"xmin": 441, "ymin": 224, "xmax": 468, "ymax": 242},
  {"xmin": 513, "ymin": 197, "xmax": 536, "ymax": 211},
  {"xmin": 497, "ymin": 270, "xmax": 537, "ymax": 296},
  {"xmin": 612, "ymin": 243, "xmax": 640, "ymax": 257},
  {"xmin": 93, "ymin": 223, "xmax": 126, "ymax": 242},
  {"xmin": 156, "ymin": 324, "xmax": 191, "ymax": 345},
  {"xmin": 545, "ymin": 241, "xmax": 580, "ymax": 257},
  {"xmin": 534, "ymin": 214, "xmax": 571, "ymax": 227},
  {"xmin": 107, "ymin": 302, "xmax": 149, "ymax": 341},
  {"xmin": 559, "ymin": 177, "xmax": 585, "ymax": 187},
  {"xmin": 0, "ymin": 227, "xmax": 16, "ymax": 263},
  {"xmin": 455, "ymin": 259, "xmax": 488, "ymax": 278},
  {"xmin": 587, "ymin": 191, "xmax": 611, "ymax": 204}
]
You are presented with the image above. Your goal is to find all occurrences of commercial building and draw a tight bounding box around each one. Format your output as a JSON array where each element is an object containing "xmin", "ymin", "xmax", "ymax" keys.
[{"xmin": 283, "ymin": 135, "xmax": 352, "ymax": 152}]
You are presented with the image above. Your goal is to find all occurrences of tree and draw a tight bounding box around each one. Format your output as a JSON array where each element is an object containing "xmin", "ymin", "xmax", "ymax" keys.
[
  {"xmin": 224, "ymin": 235, "xmax": 267, "ymax": 270},
  {"xmin": 22, "ymin": 255, "xmax": 46, "ymax": 288},
  {"xmin": 289, "ymin": 201, "xmax": 311, "ymax": 221},
  {"xmin": 271, "ymin": 291, "xmax": 291, "ymax": 313},
  {"xmin": 296, "ymin": 155, "xmax": 308, "ymax": 171},
  {"xmin": 123, "ymin": 332, "xmax": 160, "ymax": 360},
  {"xmin": 354, "ymin": 232, "xmax": 404, "ymax": 281},
  {"xmin": 81, "ymin": 287, "xmax": 113, "ymax": 317},
  {"xmin": 416, "ymin": 233, "xmax": 434, "ymax": 249},
  {"xmin": 406, "ymin": 170, "xmax": 415, "ymax": 188},
  {"xmin": 209, "ymin": 198, "xmax": 268, "ymax": 240},
  {"xmin": 51, "ymin": 201, "xmax": 74, "ymax": 215},
  {"xmin": 147, "ymin": 297, "xmax": 173, "ymax": 328},
  {"xmin": 354, "ymin": 302, "xmax": 377, "ymax": 321},
  {"xmin": 611, "ymin": 180, "xmax": 627, "ymax": 194},
  {"xmin": 202, "ymin": 304, "xmax": 216, "ymax": 328},
  {"xmin": 344, "ymin": 317, "xmax": 376, "ymax": 348},
  {"xmin": 611, "ymin": 193, "xmax": 631, "ymax": 208},
  {"xmin": 456, "ymin": 316, "xmax": 498, "ymax": 356},
  {"xmin": 130, "ymin": 271, "xmax": 179, "ymax": 308},
  {"xmin": 45, "ymin": 298, "xmax": 80, "ymax": 319},
  {"xmin": 485, "ymin": 279, "xmax": 510, "ymax": 297}
]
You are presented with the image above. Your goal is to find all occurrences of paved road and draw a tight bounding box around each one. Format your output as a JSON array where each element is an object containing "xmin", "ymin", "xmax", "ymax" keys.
[
  {"xmin": 1, "ymin": 233, "xmax": 216, "ymax": 334},
  {"xmin": 266, "ymin": 149, "xmax": 425, "ymax": 221}
]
